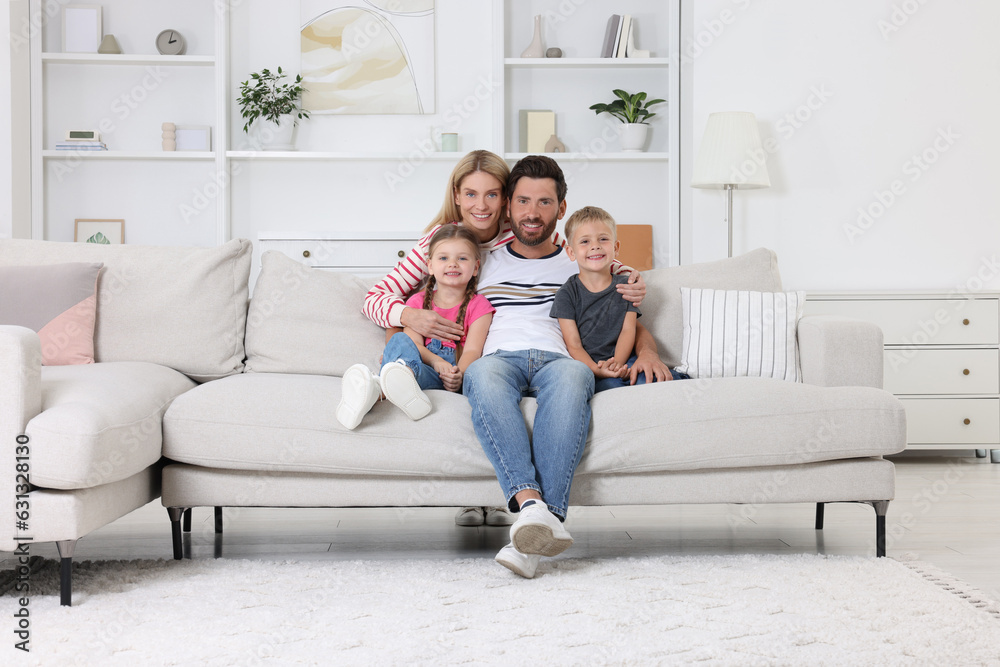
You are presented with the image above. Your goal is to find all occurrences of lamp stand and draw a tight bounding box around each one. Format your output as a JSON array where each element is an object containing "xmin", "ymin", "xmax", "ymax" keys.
[{"xmin": 724, "ymin": 183, "xmax": 735, "ymax": 258}]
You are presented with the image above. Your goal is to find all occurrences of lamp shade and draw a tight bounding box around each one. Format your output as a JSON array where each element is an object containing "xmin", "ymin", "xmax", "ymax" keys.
[{"xmin": 691, "ymin": 112, "xmax": 770, "ymax": 190}]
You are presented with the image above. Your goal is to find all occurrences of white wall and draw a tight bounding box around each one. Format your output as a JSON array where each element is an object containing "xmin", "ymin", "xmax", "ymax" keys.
[
  {"xmin": 689, "ymin": 0, "xmax": 1000, "ymax": 292},
  {"xmin": 0, "ymin": 3, "xmax": 11, "ymax": 239}
]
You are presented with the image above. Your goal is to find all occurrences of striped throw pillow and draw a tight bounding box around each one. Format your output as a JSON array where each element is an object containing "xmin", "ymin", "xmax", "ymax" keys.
[{"xmin": 676, "ymin": 287, "xmax": 805, "ymax": 381}]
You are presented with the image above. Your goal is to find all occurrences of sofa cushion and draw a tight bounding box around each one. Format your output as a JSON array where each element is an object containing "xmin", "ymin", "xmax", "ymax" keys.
[
  {"xmin": 27, "ymin": 362, "xmax": 196, "ymax": 489},
  {"xmin": 641, "ymin": 248, "xmax": 783, "ymax": 368},
  {"xmin": 162, "ymin": 373, "xmax": 904, "ymax": 478},
  {"xmin": 676, "ymin": 288, "xmax": 806, "ymax": 382},
  {"xmin": 0, "ymin": 239, "xmax": 251, "ymax": 382},
  {"xmin": 244, "ymin": 251, "xmax": 386, "ymax": 376},
  {"xmin": 0, "ymin": 262, "xmax": 102, "ymax": 365}
]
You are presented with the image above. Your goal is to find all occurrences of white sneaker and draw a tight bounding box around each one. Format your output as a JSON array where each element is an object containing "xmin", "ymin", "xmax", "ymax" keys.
[
  {"xmin": 510, "ymin": 503, "xmax": 573, "ymax": 557},
  {"xmin": 454, "ymin": 507, "xmax": 485, "ymax": 526},
  {"xmin": 336, "ymin": 364, "xmax": 381, "ymax": 430},
  {"xmin": 484, "ymin": 506, "xmax": 515, "ymax": 527},
  {"xmin": 495, "ymin": 542, "xmax": 540, "ymax": 579},
  {"xmin": 379, "ymin": 361, "xmax": 432, "ymax": 421}
]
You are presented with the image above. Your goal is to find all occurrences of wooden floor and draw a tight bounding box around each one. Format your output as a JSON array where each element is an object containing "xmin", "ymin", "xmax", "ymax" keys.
[{"xmin": 8, "ymin": 451, "xmax": 1000, "ymax": 598}]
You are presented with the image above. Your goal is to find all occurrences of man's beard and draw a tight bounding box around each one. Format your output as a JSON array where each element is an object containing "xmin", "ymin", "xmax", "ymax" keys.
[{"xmin": 512, "ymin": 215, "xmax": 557, "ymax": 247}]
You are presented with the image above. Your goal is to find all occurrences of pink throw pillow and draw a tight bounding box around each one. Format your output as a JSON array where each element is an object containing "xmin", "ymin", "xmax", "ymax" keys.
[{"xmin": 0, "ymin": 263, "xmax": 103, "ymax": 365}]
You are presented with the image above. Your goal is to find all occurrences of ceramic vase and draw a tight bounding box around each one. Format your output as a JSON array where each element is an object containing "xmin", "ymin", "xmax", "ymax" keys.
[
  {"xmin": 257, "ymin": 115, "xmax": 296, "ymax": 151},
  {"xmin": 520, "ymin": 15, "xmax": 544, "ymax": 58},
  {"xmin": 619, "ymin": 123, "xmax": 649, "ymax": 152}
]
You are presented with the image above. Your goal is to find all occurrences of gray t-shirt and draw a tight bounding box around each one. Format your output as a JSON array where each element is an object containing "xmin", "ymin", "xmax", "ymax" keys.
[{"xmin": 549, "ymin": 274, "xmax": 640, "ymax": 362}]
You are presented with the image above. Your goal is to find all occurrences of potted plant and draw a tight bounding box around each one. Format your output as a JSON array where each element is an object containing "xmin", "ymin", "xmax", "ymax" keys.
[
  {"xmin": 238, "ymin": 67, "xmax": 310, "ymax": 151},
  {"xmin": 589, "ymin": 89, "xmax": 665, "ymax": 152}
]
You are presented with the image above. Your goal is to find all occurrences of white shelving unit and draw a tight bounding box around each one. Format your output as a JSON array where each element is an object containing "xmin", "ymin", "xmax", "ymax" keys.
[
  {"xmin": 27, "ymin": 0, "xmax": 683, "ymax": 262},
  {"xmin": 494, "ymin": 0, "xmax": 681, "ymax": 266}
]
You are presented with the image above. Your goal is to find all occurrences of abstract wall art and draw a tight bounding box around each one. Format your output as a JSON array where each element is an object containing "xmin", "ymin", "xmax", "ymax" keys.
[{"xmin": 300, "ymin": 0, "xmax": 435, "ymax": 115}]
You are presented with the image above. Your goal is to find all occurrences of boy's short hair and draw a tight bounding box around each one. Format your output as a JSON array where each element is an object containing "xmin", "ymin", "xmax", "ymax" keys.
[{"xmin": 564, "ymin": 206, "xmax": 617, "ymax": 244}]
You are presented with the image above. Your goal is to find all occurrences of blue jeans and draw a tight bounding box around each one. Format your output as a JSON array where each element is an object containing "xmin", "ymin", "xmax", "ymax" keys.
[
  {"xmin": 381, "ymin": 332, "xmax": 455, "ymax": 391},
  {"xmin": 462, "ymin": 350, "xmax": 595, "ymax": 519},
  {"xmin": 593, "ymin": 355, "xmax": 691, "ymax": 393}
]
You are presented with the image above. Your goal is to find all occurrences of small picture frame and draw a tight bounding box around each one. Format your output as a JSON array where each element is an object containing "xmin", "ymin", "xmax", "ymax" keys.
[
  {"xmin": 62, "ymin": 5, "xmax": 102, "ymax": 53},
  {"xmin": 174, "ymin": 125, "xmax": 212, "ymax": 151},
  {"xmin": 75, "ymin": 219, "xmax": 124, "ymax": 245}
]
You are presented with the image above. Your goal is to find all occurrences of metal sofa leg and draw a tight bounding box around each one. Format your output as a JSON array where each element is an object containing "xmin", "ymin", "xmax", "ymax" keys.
[
  {"xmin": 167, "ymin": 507, "xmax": 188, "ymax": 560},
  {"xmin": 975, "ymin": 449, "xmax": 987, "ymax": 458},
  {"xmin": 815, "ymin": 503, "xmax": 825, "ymax": 530},
  {"xmin": 868, "ymin": 500, "xmax": 889, "ymax": 557},
  {"xmin": 56, "ymin": 539, "xmax": 77, "ymax": 607},
  {"xmin": 182, "ymin": 508, "xmax": 192, "ymax": 533},
  {"xmin": 214, "ymin": 506, "xmax": 223, "ymax": 534},
  {"xmin": 991, "ymin": 450, "xmax": 1000, "ymax": 464}
]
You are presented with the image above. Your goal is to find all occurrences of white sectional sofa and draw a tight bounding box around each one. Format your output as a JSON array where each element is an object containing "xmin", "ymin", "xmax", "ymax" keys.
[{"xmin": 0, "ymin": 240, "xmax": 907, "ymax": 606}]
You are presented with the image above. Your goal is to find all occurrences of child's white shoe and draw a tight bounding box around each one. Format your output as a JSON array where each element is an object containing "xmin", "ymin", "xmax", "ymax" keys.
[
  {"xmin": 336, "ymin": 364, "xmax": 381, "ymax": 430},
  {"xmin": 379, "ymin": 361, "xmax": 432, "ymax": 421}
]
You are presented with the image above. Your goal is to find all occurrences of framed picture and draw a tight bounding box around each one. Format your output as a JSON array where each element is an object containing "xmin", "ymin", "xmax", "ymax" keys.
[
  {"xmin": 62, "ymin": 5, "xmax": 102, "ymax": 53},
  {"xmin": 75, "ymin": 219, "xmax": 124, "ymax": 245},
  {"xmin": 174, "ymin": 125, "xmax": 212, "ymax": 151}
]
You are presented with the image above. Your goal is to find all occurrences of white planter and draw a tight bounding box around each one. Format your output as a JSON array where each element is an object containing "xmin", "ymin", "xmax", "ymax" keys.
[
  {"xmin": 257, "ymin": 115, "xmax": 296, "ymax": 151},
  {"xmin": 619, "ymin": 123, "xmax": 649, "ymax": 152}
]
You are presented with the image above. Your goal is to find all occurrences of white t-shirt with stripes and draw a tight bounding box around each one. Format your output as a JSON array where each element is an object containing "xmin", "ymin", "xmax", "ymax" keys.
[{"xmin": 477, "ymin": 245, "xmax": 578, "ymax": 357}]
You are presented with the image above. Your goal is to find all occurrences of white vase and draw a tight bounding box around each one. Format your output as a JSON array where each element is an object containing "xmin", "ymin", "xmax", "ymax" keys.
[
  {"xmin": 257, "ymin": 115, "xmax": 296, "ymax": 151},
  {"xmin": 619, "ymin": 123, "xmax": 649, "ymax": 152},
  {"xmin": 520, "ymin": 15, "xmax": 544, "ymax": 58}
]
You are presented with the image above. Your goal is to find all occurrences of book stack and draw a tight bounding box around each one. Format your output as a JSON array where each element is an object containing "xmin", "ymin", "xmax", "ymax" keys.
[
  {"xmin": 55, "ymin": 139, "xmax": 107, "ymax": 151},
  {"xmin": 601, "ymin": 14, "xmax": 649, "ymax": 58}
]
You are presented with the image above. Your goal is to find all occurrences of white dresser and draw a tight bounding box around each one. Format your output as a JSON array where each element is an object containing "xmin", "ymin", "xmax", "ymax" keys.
[
  {"xmin": 804, "ymin": 292, "xmax": 1000, "ymax": 462},
  {"xmin": 253, "ymin": 231, "xmax": 419, "ymax": 291}
]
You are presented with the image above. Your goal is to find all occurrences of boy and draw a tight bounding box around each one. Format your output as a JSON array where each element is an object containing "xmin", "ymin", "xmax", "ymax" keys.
[{"xmin": 550, "ymin": 206, "xmax": 685, "ymax": 392}]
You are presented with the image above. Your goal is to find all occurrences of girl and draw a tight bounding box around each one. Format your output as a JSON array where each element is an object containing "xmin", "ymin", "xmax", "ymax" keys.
[{"xmin": 337, "ymin": 225, "xmax": 495, "ymax": 430}]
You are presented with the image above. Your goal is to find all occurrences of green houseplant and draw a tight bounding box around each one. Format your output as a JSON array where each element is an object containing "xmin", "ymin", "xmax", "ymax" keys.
[
  {"xmin": 589, "ymin": 89, "xmax": 665, "ymax": 152},
  {"xmin": 237, "ymin": 67, "xmax": 310, "ymax": 150}
]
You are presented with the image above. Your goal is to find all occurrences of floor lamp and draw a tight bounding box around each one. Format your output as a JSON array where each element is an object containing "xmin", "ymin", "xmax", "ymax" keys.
[{"xmin": 691, "ymin": 112, "xmax": 770, "ymax": 257}]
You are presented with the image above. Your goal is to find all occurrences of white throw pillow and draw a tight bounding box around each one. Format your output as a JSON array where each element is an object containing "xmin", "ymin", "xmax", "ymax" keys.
[{"xmin": 676, "ymin": 287, "xmax": 806, "ymax": 382}]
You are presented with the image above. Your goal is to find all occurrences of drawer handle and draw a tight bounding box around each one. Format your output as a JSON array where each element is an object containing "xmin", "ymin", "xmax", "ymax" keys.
[
  {"xmin": 964, "ymin": 418, "xmax": 971, "ymax": 425},
  {"xmin": 963, "ymin": 318, "xmax": 970, "ymax": 325},
  {"xmin": 963, "ymin": 368, "xmax": 970, "ymax": 375},
  {"xmin": 303, "ymin": 250, "xmax": 311, "ymax": 258},
  {"xmin": 397, "ymin": 250, "xmax": 405, "ymax": 258}
]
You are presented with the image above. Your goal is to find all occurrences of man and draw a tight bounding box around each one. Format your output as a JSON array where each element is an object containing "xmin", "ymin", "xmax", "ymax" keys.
[{"xmin": 464, "ymin": 155, "xmax": 670, "ymax": 578}]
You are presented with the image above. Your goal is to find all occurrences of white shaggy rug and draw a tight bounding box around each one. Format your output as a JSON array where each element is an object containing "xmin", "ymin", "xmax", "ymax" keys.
[{"xmin": 3, "ymin": 554, "xmax": 1000, "ymax": 666}]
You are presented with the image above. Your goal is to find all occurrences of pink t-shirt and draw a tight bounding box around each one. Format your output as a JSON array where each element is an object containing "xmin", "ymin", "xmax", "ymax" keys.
[{"xmin": 403, "ymin": 292, "xmax": 495, "ymax": 349}]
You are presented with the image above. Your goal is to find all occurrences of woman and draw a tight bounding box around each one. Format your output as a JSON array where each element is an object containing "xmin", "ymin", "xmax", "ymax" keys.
[{"xmin": 363, "ymin": 149, "xmax": 643, "ymax": 527}]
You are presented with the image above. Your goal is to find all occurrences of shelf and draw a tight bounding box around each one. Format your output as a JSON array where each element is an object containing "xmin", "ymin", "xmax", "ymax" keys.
[
  {"xmin": 505, "ymin": 58, "xmax": 669, "ymax": 68},
  {"xmin": 227, "ymin": 151, "xmax": 467, "ymax": 161},
  {"xmin": 42, "ymin": 53, "xmax": 215, "ymax": 66},
  {"xmin": 503, "ymin": 152, "xmax": 669, "ymax": 162},
  {"xmin": 42, "ymin": 150, "xmax": 215, "ymax": 160}
]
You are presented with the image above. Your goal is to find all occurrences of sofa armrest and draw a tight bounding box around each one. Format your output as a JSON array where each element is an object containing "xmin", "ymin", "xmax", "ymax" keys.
[
  {"xmin": 798, "ymin": 316, "xmax": 883, "ymax": 388},
  {"xmin": 0, "ymin": 326, "xmax": 43, "ymax": 551}
]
